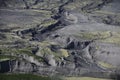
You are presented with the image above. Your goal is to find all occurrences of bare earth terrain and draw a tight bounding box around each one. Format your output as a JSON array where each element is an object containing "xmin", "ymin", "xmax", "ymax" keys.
[{"xmin": 0, "ymin": 0, "xmax": 120, "ymax": 80}]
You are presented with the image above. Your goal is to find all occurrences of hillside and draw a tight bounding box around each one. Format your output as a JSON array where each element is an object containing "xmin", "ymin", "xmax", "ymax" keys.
[{"xmin": 0, "ymin": 0, "xmax": 120, "ymax": 80}]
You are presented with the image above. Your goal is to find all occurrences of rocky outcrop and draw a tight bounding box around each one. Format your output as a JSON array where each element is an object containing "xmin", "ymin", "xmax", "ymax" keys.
[
  {"xmin": 60, "ymin": 11, "xmax": 78, "ymax": 25},
  {"xmin": 44, "ymin": 54, "xmax": 57, "ymax": 67},
  {"xmin": 66, "ymin": 40, "xmax": 91, "ymax": 50},
  {"xmin": 0, "ymin": 60, "xmax": 11, "ymax": 73}
]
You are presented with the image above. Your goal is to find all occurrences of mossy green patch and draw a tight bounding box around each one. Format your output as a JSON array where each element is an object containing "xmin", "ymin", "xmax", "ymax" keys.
[
  {"xmin": 39, "ymin": 41, "xmax": 69, "ymax": 61},
  {"xmin": 101, "ymin": 36, "xmax": 120, "ymax": 44},
  {"xmin": 75, "ymin": 31, "xmax": 111, "ymax": 40},
  {"xmin": 59, "ymin": 49, "xmax": 69, "ymax": 57},
  {"xmin": 0, "ymin": 74, "xmax": 62, "ymax": 80},
  {"xmin": 100, "ymin": 32, "xmax": 120, "ymax": 44},
  {"xmin": 39, "ymin": 41, "xmax": 57, "ymax": 47},
  {"xmin": 0, "ymin": 47, "xmax": 32, "ymax": 55},
  {"xmin": 0, "ymin": 47, "xmax": 43, "ymax": 62},
  {"xmin": 75, "ymin": 31, "xmax": 120, "ymax": 44},
  {"xmin": 41, "ymin": 19, "xmax": 58, "ymax": 27},
  {"xmin": 0, "ymin": 55, "xmax": 16, "ymax": 61},
  {"xmin": 41, "ymin": 47, "xmax": 54, "ymax": 55},
  {"xmin": 63, "ymin": 0, "xmax": 90, "ymax": 11},
  {"xmin": 98, "ymin": 61, "xmax": 115, "ymax": 69},
  {"xmin": 64, "ymin": 3, "xmax": 79, "ymax": 10}
]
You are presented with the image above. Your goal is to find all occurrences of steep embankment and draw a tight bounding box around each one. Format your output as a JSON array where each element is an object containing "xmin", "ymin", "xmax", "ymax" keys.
[{"xmin": 0, "ymin": 0, "xmax": 120, "ymax": 79}]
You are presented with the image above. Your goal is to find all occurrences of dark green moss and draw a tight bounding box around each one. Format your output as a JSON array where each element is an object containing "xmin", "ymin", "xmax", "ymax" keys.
[
  {"xmin": 0, "ymin": 55, "xmax": 16, "ymax": 61},
  {"xmin": 0, "ymin": 47, "xmax": 43, "ymax": 62},
  {"xmin": 0, "ymin": 74, "xmax": 63, "ymax": 80}
]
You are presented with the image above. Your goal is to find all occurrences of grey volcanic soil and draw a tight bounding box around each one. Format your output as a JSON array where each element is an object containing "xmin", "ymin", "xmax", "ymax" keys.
[
  {"xmin": 102, "ymin": 0, "xmax": 120, "ymax": 13},
  {"xmin": 0, "ymin": 0, "xmax": 120, "ymax": 79}
]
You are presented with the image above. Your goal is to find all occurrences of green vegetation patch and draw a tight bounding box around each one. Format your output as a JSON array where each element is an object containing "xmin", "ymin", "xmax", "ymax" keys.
[
  {"xmin": 75, "ymin": 31, "xmax": 111, "ymax": 40},
  {"xmin": 75, "ymin": 31, "xmax": 120, "ymax": 44},
  {"xmin": 0, "ymin": 55, "xmax": 16, "ymax": 61},
  {"xmin": 0, "ymin": 47, "xmax": 43, "ymax": 62},
  {"xmin": 59, "ymin": 49, "xmax": 69, "ymax": 57},
  {"xmin": 39, "ymin": 41, "xmax": 69, "ymax": 61},
  {"xmin": 101, "ymin": 32, "xmax": 120, "ymax": 44},
  {"xmin": 41, "ymin": 19, "xmax": 58, "ymax": 27},
  {"xmin": 98, "ymin": 61, "xmax": 115, "ymax": 69},
  {"xmin": 0, "ymin": 47, "xmax": 32, "ymax": 55},
  {"xmin": 0, "ymin": 74, "xmax": 62, "ymax": 80}
]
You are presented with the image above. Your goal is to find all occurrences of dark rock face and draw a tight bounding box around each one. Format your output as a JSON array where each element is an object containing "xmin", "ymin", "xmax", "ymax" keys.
[
  {"xmin": 13, "ymin": 60, "xmax": 38, "ymax": 73},
  {"xmin": 0, "ymin": 60, "xmax": 38, "ymax": 73},
  {"xmin": 0, "ymin": 60, "xmax": 11, "ymax": 73},
  {"xmin": 66, "ymin": 40, "xmax": 91, "ymax": 50}
]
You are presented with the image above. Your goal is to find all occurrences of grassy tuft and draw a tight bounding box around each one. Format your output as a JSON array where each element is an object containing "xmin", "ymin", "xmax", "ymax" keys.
[
  {"xmin": 98, "ymin": 61, "xmax": 115, "ymax": 69},
  {"xmin": 60, "ymin": 49, "xmax": 69, "ymax": 57}
]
